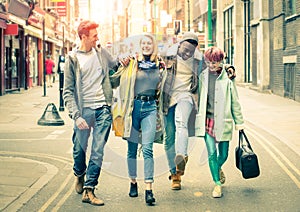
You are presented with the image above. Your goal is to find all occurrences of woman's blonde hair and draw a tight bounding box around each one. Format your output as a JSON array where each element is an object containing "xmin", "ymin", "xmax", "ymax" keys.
[{"xmin": 138, "ymin": 33, "xmax": 158, "ymax": 62}]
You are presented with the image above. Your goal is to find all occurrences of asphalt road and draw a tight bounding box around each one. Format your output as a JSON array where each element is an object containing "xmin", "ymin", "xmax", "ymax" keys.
[{"xmin": 0, "ymin": 84, "xmax": 299, "ymax": 211}]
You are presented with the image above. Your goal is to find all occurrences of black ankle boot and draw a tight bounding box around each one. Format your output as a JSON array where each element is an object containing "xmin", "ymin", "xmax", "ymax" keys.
[
  {"xmin": 145, "ymin": 190, "xmax": 155, "ymax": 205},
  {"xmin": 129, "ymin": 182, "xmax": 138, "ymax": 197}
]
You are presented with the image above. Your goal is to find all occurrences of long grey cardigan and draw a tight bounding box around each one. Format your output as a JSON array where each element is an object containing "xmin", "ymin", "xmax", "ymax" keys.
[{"xmin": 63, "ymin": 47, "xmax": 118, "ymax": 120}]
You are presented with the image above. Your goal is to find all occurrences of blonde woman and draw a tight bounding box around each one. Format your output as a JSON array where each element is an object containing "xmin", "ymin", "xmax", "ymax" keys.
[{"xmin": 112, "ymin": 33, "xmax": 165, "ymax": 205}]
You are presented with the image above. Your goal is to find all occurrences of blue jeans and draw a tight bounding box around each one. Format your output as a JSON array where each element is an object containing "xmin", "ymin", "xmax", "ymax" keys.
[
  {"xmin": 72, "ymin": 106, "xmax": 112, "ymax": 189},
  {"xmin": 164, "ymin": 100, "xmax": 193, "ymax": 174},
  {"xmin": 127, "ymin": 99, "xmax": 157, "ymax": 183}
]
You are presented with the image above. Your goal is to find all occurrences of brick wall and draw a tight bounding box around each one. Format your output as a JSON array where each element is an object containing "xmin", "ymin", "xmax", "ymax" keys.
[{"xmin": 270, "ymin": 0, "xmax": 300, "ymax": 102}]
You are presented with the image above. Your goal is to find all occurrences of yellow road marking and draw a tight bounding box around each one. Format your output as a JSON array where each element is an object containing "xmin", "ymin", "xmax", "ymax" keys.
[
  {"xmin": 246, "ymin": 128, "xmax": 300, "ymax": 189},
  {"xmin": 38, "ymin": 172, "xmax": 73, "ymax": 212}
]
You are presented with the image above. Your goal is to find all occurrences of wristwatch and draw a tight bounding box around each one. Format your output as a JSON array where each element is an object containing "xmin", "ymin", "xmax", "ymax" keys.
[{"xmin": 73, "ymin": 111, "xmax": 81, "ymax": 120}]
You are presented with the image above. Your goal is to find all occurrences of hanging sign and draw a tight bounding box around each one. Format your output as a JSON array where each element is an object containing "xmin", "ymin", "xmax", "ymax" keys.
[
  {"xmin": 57, "ymin": 2, "xmax": 66, "ymax": 17},
  {"xmin": 4, "ymin": 24, "xmax": 19, "ymax": 36}
]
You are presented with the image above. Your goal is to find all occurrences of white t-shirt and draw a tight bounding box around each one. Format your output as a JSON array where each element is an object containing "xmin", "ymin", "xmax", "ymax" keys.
[
  {"xmin": 77, "ymin": 48, "xmax": 105, "ymax": 109},
  {"xmin": 169, "ymin": 55, "xmax": 193, "ymax": 107}
]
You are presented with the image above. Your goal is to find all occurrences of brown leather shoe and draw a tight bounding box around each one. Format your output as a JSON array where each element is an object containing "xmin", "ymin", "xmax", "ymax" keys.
[
  {"xmin": 175, "ymin": 155, "xmax": 188, "ymax": 176},
  {"xmin": 169, "ymin": 174, "xmax": 181, "ymax": 190},
  {"xmin": 219, "ymin": 169, "xmax": 226, "ymax": 184},
  {"xmin": 82, "ymin": 188, "xmax": 104, "ymax": 206},
  {"xmin": 75, "ymin": 175, "xmax": 85, "ymax": 194}
]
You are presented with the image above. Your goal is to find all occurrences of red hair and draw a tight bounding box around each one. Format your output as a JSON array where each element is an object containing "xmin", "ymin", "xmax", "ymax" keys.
[
  {"xmin": 204, "ymin": 46, "xmax": 224, "ymax": 62},
  {"xmin": 77, "ymin": 20, "xmax": 99, "ymax": 40}
]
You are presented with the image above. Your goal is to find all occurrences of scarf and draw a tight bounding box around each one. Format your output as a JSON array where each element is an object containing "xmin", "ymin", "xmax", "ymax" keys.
[{"xmin": 138, "ymin": 60, "xmax": 157, "ymax": 71}]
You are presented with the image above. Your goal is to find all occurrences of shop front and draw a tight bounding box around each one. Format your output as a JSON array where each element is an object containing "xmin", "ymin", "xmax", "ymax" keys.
[
  {"xmin": 4, "ymin": 18, "xmax": 24, "ymax": 92},
  {"xmin": 0, "ymin": 11, "xmax": 7, "ymax": 96},
  {"xmin": 1, "ymin": 0, "xmax": 31, "ymax": 94},
  {"xmin": 25, "ymin": 6, "xmax": 44, "ymax": 87}
]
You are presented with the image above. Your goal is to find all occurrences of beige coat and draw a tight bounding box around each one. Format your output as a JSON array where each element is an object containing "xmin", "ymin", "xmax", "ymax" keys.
[{"xmin": 111, "ymin": 58, "xmax": 164, "ymax": 140}]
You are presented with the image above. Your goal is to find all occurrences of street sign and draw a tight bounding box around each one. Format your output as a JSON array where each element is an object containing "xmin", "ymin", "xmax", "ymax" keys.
[
  {"xmin": 57, "ymin": 2, "xmax": 66, "ymax": 17},
  {"xmin": 106, "ymin": 42, "xmax": 113, "ymax": 48}
]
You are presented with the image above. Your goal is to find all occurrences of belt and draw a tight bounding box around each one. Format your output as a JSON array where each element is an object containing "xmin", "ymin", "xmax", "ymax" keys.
[{"xmin": 134, "ymin": 95, "xmax": 156, "ymax": 101}]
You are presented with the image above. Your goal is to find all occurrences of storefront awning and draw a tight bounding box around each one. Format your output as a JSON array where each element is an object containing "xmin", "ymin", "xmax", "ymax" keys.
[
  {"xmin": 24, "ymin": 25, "xmax": 42, "ymax": 39},
  {"xmin": 47, "ymin": 36, "xmax": 63, "ymax": 47}
]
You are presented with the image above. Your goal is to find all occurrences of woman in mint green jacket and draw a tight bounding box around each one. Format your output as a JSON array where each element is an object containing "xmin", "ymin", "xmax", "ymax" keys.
[{"xmin": 195, "ymin": 46, "xmax": 244, "ymax": 198}]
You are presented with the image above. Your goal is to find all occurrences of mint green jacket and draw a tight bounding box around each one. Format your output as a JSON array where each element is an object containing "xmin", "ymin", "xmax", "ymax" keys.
[{"xmin": 195, "ymin": 66, "xmax": 244, "ymax": 141}]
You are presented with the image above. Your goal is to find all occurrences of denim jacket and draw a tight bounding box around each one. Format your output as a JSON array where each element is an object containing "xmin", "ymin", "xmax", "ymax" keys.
[{"xmin": 63, "ymin": 47, "xmax": 118, "ymax": 120}]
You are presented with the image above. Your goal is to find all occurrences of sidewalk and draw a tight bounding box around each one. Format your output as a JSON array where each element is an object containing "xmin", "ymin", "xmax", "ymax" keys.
[
  {"xmin": 0, "ymin": 82, "xmax": 67, "ymax": 211},
  {"xmin": 237, "ymin": 84, "xmax": 300, "ymax": 156},
  {"xmin": 0, "ymin": 82, "xmax": 299, "ymax": 211}
]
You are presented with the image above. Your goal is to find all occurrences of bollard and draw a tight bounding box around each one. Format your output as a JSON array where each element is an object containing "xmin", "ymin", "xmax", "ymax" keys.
[{"xmin": 37, "ymin": 103, "xmax": 64, "ymax": 126}]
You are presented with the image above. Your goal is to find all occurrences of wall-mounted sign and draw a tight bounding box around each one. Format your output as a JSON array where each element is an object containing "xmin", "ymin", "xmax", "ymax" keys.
[
  {"xmin": 8, "ymin": 0, "xmax": 31, "ymax": 20},
  {"xmin": 4, "ymin": 24, "xmax": 18, "ymax": 36},
  {"xmin": 57, "ymin": 2, "xmax": 66, "ymax": 17}
]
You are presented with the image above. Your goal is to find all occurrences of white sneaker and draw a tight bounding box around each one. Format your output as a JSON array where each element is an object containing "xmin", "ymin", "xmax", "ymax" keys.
[{"xmin": 212, "ymin": 185, "xmax": 222, "ymax": 198}]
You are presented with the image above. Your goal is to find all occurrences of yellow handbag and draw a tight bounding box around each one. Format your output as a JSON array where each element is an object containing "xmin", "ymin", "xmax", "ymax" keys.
[{"xmin": 112, "ymin": 59, "xmax": 134, "ymax": 137}]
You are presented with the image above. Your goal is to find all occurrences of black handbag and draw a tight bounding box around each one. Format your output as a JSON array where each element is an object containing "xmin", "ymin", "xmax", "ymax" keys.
[{"xmin": 235, "ymin": 130, "xmax": 260, "ymax": 179}]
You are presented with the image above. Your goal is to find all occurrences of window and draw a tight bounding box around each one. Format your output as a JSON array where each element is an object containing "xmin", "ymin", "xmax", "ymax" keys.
[
  {"xmin": 174, "ymin": 20, "xmax": 182, "ymax": 35},
  {"xmin": 284, "ymin": 63, "xmax": 296, "ymax": 99},
  {"xmin": 286, "ymin": 0, "xmax": 296, "ymax": 17},
  {"xmin": 223, "ymin": 7, "xmax": 234, "ymax": 65}
]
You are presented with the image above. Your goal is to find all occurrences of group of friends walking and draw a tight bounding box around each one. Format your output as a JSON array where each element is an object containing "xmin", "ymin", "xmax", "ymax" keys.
[{"xmin": 63, "ymin": 20, "xmax": 244, "ymax": 206}]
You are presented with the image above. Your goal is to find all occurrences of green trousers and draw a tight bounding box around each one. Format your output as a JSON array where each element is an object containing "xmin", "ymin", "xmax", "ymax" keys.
[{"xmin": 204, "ymin": 133, "xmax": 229, "ymax": 185}]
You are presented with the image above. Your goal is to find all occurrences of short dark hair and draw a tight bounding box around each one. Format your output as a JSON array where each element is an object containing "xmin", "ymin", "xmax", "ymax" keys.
[{"xmin": 77, "ymin": 20, "xmax": 99, "ymax": 39}]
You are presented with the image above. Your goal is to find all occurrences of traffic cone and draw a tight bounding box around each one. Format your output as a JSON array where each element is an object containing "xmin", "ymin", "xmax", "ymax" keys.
[{"xmin": 37, "ymin": 103, "xmax": 64, "ymax": 126}]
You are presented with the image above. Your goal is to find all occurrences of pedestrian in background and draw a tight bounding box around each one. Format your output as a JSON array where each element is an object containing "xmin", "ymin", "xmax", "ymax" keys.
[
  {"xmin": 63, "ymin": 20, "xmax": 120, "ymax": 206},
  {"xmin": 195, "ymin": 46, "xmax": 244, "ymax": 198},
  {"xmin": 111, "ymin": 33, "xmax": 165, "ymax": 205},
  {"xmin": 45, "ymin": 55, "xmax": 55, "ymax": 87}
]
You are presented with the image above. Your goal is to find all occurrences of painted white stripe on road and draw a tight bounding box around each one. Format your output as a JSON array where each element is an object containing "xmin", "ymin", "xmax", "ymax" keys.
[{"xmin": 44, "ymin": 130, "xmax": 66, "ymax": 140}]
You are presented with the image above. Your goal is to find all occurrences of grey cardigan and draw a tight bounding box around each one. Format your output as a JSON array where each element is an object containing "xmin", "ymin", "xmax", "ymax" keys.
[{"xmin": 63, "ymin": 47, "xmax": 118, "ymax": 119}]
